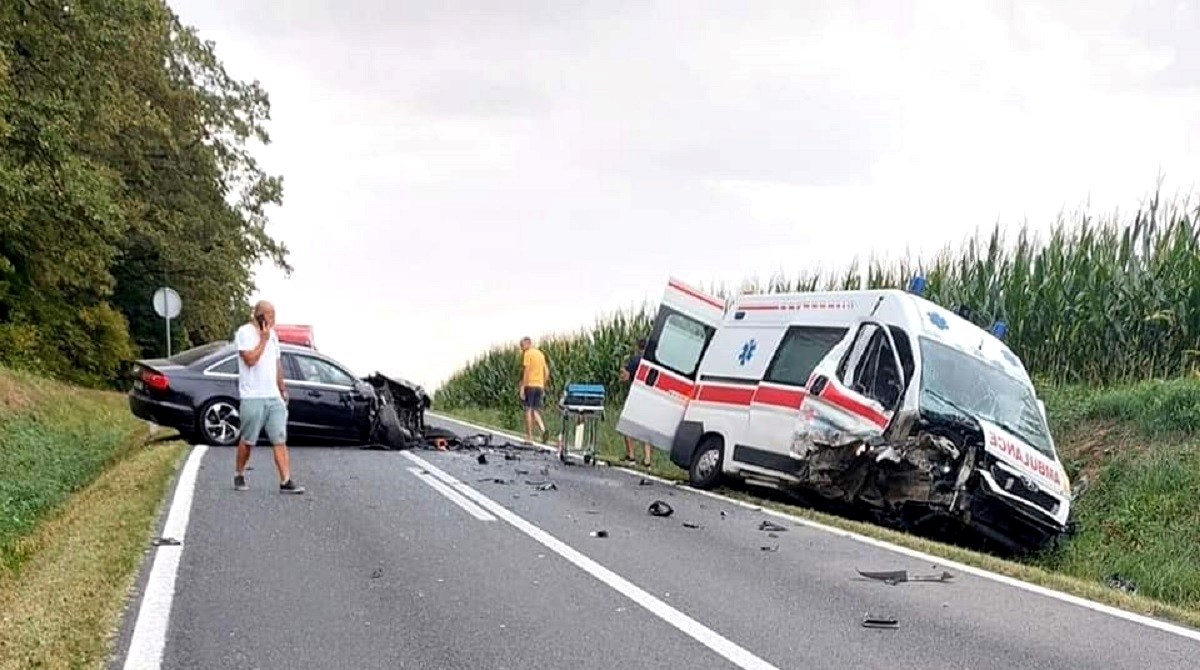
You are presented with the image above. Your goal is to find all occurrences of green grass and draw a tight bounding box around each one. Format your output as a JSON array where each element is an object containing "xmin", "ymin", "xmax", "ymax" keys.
[
  {"xmin": 0, "ymin": 366, "xmax": 156, "ymax": 571},
  {"xmin": 440, "ymin": 374, "xmax": 1200, "ymax": 626},
  {"xmin": 0, "ymin": 365, "xmax": 188, "ymax": 669}
]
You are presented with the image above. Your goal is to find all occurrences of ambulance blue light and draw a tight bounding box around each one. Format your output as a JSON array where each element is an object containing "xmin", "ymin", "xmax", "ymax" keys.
[
  {"xmin": 991, "ymin": 321, "xmax": 1008, "ymax": 340},
  {"xmin": 908, "ymin": 275, "xmax": 926, "ymax": 296}
]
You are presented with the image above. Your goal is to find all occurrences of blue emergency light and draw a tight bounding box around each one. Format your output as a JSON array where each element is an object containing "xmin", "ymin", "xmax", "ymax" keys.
[
  {"xmin": 908, "ymin": 275, "xmax": 927, "ymax": 296},
  {"xmin": 991, "ymin": 321, "xmax": 1008, "ymax": 340}
]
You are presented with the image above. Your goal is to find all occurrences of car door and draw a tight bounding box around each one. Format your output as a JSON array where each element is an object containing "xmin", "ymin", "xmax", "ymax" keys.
[
  {"xmin": 616, "ymin": 277, "xmax": 725, "ymax": 450},
  {"xmin": 282, "ymin": 353, "xmax": 361, "ymax": 442},
  {"xmin": 793, "ymin": 321, "xmax": 908, "ymax": 452}
]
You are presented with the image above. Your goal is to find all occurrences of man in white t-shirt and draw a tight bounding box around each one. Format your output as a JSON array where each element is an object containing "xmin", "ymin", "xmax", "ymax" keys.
[{"xmin": 233, "ymin": 300, "xmax": 304, "ymax": 494}]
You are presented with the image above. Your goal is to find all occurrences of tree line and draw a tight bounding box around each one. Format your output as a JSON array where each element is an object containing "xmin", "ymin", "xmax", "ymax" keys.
[{"xmin": 0, "ymin": 0, "xmax": 287, "ymax": 387}]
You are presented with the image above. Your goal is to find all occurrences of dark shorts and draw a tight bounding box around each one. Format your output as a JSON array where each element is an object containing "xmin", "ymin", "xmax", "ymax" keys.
[{"xmin": 522, "ymin": 386, "xmax": 544, "ymax": 409}]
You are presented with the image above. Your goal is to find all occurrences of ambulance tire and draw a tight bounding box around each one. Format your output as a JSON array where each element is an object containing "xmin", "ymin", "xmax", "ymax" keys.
[{"xmin": 688, "ymin": 435, "xmax": 724, "ymax": 490}]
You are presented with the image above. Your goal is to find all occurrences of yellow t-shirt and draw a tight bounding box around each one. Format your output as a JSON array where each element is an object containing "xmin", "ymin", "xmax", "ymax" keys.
[{"xmin": 522, "ymin": 348, "xmax": 548, "ymax": 388}]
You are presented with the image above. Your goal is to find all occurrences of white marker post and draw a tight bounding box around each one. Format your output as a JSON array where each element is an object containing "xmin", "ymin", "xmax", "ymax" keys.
[{"xmin": 152, "ymin": 287, "xmax": 182, "ymax": 358}]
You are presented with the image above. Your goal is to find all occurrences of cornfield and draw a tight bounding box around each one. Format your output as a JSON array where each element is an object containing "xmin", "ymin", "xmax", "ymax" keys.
[{"xmin": 436, "ymin": 190, "xmax": 1200, "ymax": 412}]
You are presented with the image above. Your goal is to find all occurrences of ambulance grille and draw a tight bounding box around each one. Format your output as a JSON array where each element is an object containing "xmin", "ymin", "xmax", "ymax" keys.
[{"xmin": 989, "ymin": 465, "xmax": 1060, "ymax": 515}]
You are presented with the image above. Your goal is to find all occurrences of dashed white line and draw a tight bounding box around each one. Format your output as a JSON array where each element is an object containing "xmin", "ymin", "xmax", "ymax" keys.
[
  {"xmin": 123, "ymin": 444, "xmax": 208, "ymax": 670},
  {"xmin": 407, "ymin": 466, "xmax": 496, "ymax": 521},
  {"xmin": 402, "ymin": 451, "xmax": 780, "ymax": 670},
  {"xmin": 428, "ymin": 412, "xmax": 1200, "ymax": 644}
]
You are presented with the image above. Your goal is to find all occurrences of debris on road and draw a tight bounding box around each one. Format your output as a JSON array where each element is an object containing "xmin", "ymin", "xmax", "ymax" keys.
[
  {"xmin": 760, "ymin": 545, "xmax": 779, "ymax": 552},
  {"xmin": 758, "ymin": 520, "xmax": 787, "ymax": 532},
  {"xmin": 515, "ymin": 468, "xmax": 531, "ymax": 475},
  {"xmin": 151, "ymin": 537, "xmax": 180, "ymax": 547},
  {"xmin": 535, "ymin": 483, "xmax": 557, "ymax": 491},
  {"xmin": 590, "ymin": 530, "xmax": 609, "ymax": 538},
  {"xmin": 638, "ymin": 478, "xmax": 653, "ymax": 486},
  {"xmin": 370, "ymin": 568, "xmax": 384, "ymax": 579},
  {"xmin": 861, "ymin": 615, "xmax": 899, "ymax": 629},
  {"xmin": 504, "ymin": 452, "xmax": 519, "ymax": 461},
  {"xmin": 648, "ymin": 500, "xmax": 674, "ymax": 517},
  {"xmin": 682, "ymin": 522, "xmax": 701, "ymax": 529},
  {"xmin": 857, "ymin": 568, "xmax": 954, "ymax": 585},
  {"xmin": 477, "ymin": 454, "xmax": 488, "ymax": 465}
]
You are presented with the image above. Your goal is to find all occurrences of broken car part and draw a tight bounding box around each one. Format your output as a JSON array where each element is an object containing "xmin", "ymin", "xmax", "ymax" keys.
[
  {"xmin": 856, "ymin": 568, "xmax": 954, "ymax": 585},
  {"xmin": 682, "ymin": 522, "xmax": 701, "ymax": 529},
  {"xmin": 758, "ymin": 521, "xmax": 787, "ymax": 532},
  {"xmin": 648, "ymin": 501, "xmax": 674, "ymax": 517},
  {"xmin": 861, "ymin": 615, "xmax": 899, "ymax": 629},
  {"xmin": 590, "ymin": 530, "xmax": 609, "ymax": 538}
]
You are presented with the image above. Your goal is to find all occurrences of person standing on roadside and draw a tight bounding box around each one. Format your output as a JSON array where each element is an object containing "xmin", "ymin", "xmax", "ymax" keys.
[
  {"xmin": 619, "ymin": 338, "xmax": 652, "ymax": 467},
  {"xmin": 518, "ymin": 336, "xmax": 550, "ymax": 445},
  {"xmin": 233, "ymin": 300, "xmax": 304, "ymax": 494}
]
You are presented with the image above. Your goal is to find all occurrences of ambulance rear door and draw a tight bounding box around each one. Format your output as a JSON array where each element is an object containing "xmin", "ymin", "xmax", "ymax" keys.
[{"xmin": 616, "ymin": 278, "xmax": 726, "ymax": 451}]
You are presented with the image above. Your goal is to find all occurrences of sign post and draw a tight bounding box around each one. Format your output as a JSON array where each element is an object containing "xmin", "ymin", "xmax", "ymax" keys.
[{"xmin": 152, "ymin": 287, "xmax": 182, "ymax": 357}]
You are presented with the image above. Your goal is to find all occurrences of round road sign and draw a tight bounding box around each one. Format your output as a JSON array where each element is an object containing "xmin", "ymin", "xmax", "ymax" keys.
[{"xmin": 153, "ymin": 287, "xmax": 182, "ymax": 319}]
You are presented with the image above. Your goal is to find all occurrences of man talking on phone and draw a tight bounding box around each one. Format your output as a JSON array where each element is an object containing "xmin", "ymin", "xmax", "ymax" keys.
[{"xmin": 233, "ymin": 300, "xmax": 304, "ymax": 494}]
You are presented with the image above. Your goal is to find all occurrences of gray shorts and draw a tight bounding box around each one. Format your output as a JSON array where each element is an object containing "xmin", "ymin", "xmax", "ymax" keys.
[
  {"xmin": 522, "ymin": 386, "xmax": 544, "ymax": 409},
  {"xmin": 240, "ymin": 397, "xmax": 288, "ymax": 445}
]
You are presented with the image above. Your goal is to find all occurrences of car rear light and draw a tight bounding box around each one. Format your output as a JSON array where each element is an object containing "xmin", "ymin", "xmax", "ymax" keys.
[{"xmin": 141, "ymin": 368, "xmax": 170, "ymax": 392}]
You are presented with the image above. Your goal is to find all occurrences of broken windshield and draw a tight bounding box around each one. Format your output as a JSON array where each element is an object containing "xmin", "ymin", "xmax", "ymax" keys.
[{"xmin": 917, "ymin": 337, "xmax": 1055, "ymax": 458}]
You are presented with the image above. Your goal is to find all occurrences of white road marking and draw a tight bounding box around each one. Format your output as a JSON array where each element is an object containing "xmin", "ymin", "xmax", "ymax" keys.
[
  {"xmin": 429, "ymin": 412, "xmax": 1200, "ymax": 643},
  {"xmin": 402, "ymin": 451, "xmax": 779, "ymax": 670},
  {"xmin": 123, "ymin": 444, "xmax": 208, "ymax": 670},
  {"xmin": 407, "ymin": 466, "xmax": 496, "ymax": 521}
]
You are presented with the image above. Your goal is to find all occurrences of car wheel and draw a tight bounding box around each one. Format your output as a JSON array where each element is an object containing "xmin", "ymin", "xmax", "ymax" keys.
[
  {"xmin": 198, "ymin": 399, "xmax": 240, "ymax": 446},
  {"xmin": 688, "ymin": 435, "xmax": 723, "ymax": 489}
]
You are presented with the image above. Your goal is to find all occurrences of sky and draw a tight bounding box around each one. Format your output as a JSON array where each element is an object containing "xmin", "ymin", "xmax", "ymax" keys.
[{"xmin": 168, "ymin": 0, "xmax": 1199, "ymax": 391}]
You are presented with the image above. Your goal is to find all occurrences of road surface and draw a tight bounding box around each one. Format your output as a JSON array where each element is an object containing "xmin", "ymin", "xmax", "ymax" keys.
[{"xmin": 110, "ymin": 415, "xmax": 1200, "ymax": 669}]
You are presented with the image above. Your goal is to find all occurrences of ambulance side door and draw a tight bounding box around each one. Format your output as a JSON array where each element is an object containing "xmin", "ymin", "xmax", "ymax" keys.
[
  {"xmin": 738, "ymin": 325, "xmax": 851, "ymax": 472},
  {"xmin": 795, "ymin": 321, "xmax": 909, "ymax": 450},
  {"xmin": 616, "ymin": 278, "xmax": 724, "ymax": 451}
]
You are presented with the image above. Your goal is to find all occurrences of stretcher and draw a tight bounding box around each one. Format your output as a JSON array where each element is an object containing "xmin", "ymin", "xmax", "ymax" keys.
[{"xmin": 556, "ymin": 383, "xmax": 606, "ymax": 465}]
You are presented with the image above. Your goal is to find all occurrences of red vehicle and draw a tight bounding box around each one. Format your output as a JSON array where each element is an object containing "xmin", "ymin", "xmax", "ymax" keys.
[{"xmin": 275, "ymin": 324, "xmax": 315, "ymax": 349}]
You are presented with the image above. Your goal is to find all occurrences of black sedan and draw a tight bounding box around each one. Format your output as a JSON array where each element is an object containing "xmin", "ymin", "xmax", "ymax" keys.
[{"xmin": 127, "ymin": 340, "xmax": 431, "ymax": 447}]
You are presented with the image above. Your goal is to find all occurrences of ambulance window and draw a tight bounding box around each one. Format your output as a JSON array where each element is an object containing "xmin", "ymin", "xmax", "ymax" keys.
[
  {"xmin": 888, "ymin": 326, "xmax": 915, "ymax": 386},
  {"xmin": 652, "ymin": 313, "xmax": 712, "ymax": 377},
  {"xmin": 765, "ymin": 326, "xmax": 848, "ymax": 387},
  {"xmin": 838, "ymin": 323, "xmax": 904, "ymax": 409}
]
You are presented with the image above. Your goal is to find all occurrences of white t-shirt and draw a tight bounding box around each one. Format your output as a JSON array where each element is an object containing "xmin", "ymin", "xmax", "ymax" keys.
[{"xmin": 234, "ymin": 323, "xmax": 282, "ymax": 399}]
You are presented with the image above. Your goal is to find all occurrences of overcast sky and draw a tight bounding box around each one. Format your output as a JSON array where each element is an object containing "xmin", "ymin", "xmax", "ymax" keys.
[{"xmin": 170, "ymin": 0, "xmax": 1198, "ymax": 390}]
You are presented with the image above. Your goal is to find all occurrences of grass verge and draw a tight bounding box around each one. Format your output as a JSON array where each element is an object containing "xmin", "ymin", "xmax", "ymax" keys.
[
  {"xmin": 0, "ymin": 365, "xmax": 188, "ymax": 668},
  {"xmin": 439, "ymin": 377, "xmax": 1200, "ymax": 630}
]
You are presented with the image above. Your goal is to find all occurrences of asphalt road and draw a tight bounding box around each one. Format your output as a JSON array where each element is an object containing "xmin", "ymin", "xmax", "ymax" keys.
[{"xmin": 109, "ymin": 415, "xmax": 1200, "ymax": 670}]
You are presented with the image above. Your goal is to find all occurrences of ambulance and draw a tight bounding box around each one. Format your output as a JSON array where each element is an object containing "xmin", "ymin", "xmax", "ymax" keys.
[{"xmin": 617, "ymin": 278, "xmax": 1072, "ymax": 553}]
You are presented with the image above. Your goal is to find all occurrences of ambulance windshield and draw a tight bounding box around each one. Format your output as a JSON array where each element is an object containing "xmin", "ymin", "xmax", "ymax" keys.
[{"xmin": 917, "ymin": 337, "xmax": 1055, "ymax": 458}]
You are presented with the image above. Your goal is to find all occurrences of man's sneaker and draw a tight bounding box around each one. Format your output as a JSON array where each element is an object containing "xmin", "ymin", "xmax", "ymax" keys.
[
  {"xmin": 233, "ymin": 474, "xmax": 248, "ymax": 491},
  {"xmin": 279, "ymin": 479, "xmax": 305, "ymax": 494}
]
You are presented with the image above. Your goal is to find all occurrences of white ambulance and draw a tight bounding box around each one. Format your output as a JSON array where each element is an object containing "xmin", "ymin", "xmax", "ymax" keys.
[{"xmin": 617, "ymin": 277, "xmax": 1072, "ymax": 553}]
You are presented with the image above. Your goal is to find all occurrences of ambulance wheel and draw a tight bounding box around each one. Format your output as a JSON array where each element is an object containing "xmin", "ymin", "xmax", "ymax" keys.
[{"xmin": 688, "ymin": 435, "xmax": 724, "ymax": 490}]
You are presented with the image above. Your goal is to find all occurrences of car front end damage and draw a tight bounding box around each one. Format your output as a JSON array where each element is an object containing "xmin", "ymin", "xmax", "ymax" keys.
[
  {"xmin": 363, "ymin": 373, "xmax": 432, "ymax": 449},
  {"xmin": 786, "ymin": 407, "xmax": 1070, "ymax": 555}
]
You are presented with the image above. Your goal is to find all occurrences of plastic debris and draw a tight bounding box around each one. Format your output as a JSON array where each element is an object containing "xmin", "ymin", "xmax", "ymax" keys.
[
  {"xmin": 590, "ymin": 530, "xmax": 609, "ymax": 538},
  {"xmin": 857, "ymin": 568, "xmax": 954, "ymax": 585},
  {"xmin": 758, "ymin": 521, "xmax": 787, "ymax": 532},
  {"xmin": 1106, "ymin": 574, "xmax": 1137, "ymax": 594},
  {"xmin": 370, "ymin": 568, "xmax": 384, "ymax": 579},
  {"xmin": 648, "ymin": 501, "xmax": 674, "ymax": 517},
  {"xmin": 151, "ymin": 537, "xmax": 180, "ymax": 547},
  {"xmin": 536, "ymin": 483, "xmax": 557, "ymax": 491},
  {"xmin": 477, "ymin": 454, "xmax": 488, "ymax": 465},
  {"xmin": 682, "ymin": 522, "xmax": 701, "ymax": 529},
  {"xmin": 861, "ymin": 615, "xmax": 898, "ymax": 629},
  {"xmin": 638, "ymin": 478, "xmax": 653, "ymax": 486},
  {"xmin": 760, "ymin": 545, "xmax": 779, "ymax": 552}
]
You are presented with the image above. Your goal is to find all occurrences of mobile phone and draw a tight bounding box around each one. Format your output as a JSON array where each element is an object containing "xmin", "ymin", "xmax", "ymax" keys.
[{"xmin": 255, "ymin": 314, "xmax": 266, "ymax": 329}]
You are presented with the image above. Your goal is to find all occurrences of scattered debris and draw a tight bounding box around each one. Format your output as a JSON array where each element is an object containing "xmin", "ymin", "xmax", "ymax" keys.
[
  {"xmin": 761, "ymin": 545, "xmax": 779, "ymax": 552},
  {"xmin": 1106, "ymin": 574, "xmax": 1138, "ymax": 594},
  {"xmin": 861, "ymin": 615, "xmax": 898, "ymax": 629},
  {"xmin": 768, "ymin": 533, "xmax": 779, "ymax": 539},
  {"xmin": 648, "ymin": 501, "xmax": 674, "ymax": 517},
  {"xmin": 720, "ymin": 511, "xmax": 727, "ymax": 519},
  {"xmin": 504, "ymin": 452, "xmax": 519, "ymax": 461},
  {"xmin": 590, "ymin": 530, "xmax": 609, "ymax": 538},
  {"xmin": 758, "ymin": 521, "xmax": 787, "ymax": 532},
  {"xmin": 491, "ymin": 478, "xmax": 510, "ymax": 485},
  {"xmin": 638, "ymin": 479, "xmax": 653, "ymax": 486},
  {"xmin": 370, "ymin": 568, "xmax": 384, "ymax": 579},
  {"xmin": 682, "ymin": 522, "xmax": 701, "ymax": 529},
  {"xmin": 535, "ymin": 483, "xmax": 557, "ymax": 491},
  {"xmin": 151, "ymin": 537, "xmax": 180, "ymax": 547},
  {"xmin": 856, "ymin": 568, "xmax": 954, "ymax": 585},
  {"xmin": 515, "ymin": 468, "xmax": 531, "ymax": 475},
  {"xmin": 585, "ymin": 510, "xmax": 600, "ymax": 515},
  {"xmin": 477, "ymin": 454, "xmax": 488, "ymax": 465}
]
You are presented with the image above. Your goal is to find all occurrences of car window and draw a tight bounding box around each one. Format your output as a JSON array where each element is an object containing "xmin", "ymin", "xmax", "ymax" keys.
[
  {"xmin": 764, "ymin": 326, "xmax": 847, "ymax": 386},
  {"xmin": 653, "ymin": 313, "xmax": 712, "ymax": 377},
  {"xmin": 209, "ymin": 356, "xmax": 238, "ymax": 375},
  {"xmin": 289, "ymin": 355, "xmax": 355, "ymax": 387}
]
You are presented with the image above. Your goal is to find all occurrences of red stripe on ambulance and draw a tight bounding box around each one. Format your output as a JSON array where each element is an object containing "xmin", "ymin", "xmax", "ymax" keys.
[
  {"xmin": 817, "ymin": 383, "xmax": 889, "ymax": 428},
  {"xmin": 695, "ymin": 385, "xmax": 756, "ymax": 406},
  {"xmin": 752, "ymin": 385, "xmax": 806, "ymax": 410},
  {"xmin": 668, "ymin": 280, "xmax": 725, "ymax": 310}
]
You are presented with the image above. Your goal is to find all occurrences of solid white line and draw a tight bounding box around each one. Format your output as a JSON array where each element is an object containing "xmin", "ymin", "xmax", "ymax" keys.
[
  {"xmin": 123, "ymin": 444, "xmax": 209, "ymax": 670},
  {"xmin": 428, "ymin": 412, "xmax": 1200, "ymax": 643},
  {"xmin": 402, "ymin": 451, "xmax": 779, "ymax": 670},
  {"xmin": 406, "ymin": 466, "xmax": 496, "ymax": 521}
]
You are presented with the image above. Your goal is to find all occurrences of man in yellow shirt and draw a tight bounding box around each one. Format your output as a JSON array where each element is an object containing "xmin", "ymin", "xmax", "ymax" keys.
[{"xmin": 518, "ymin": 336, "xmax": 550, "ymax": 445}]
